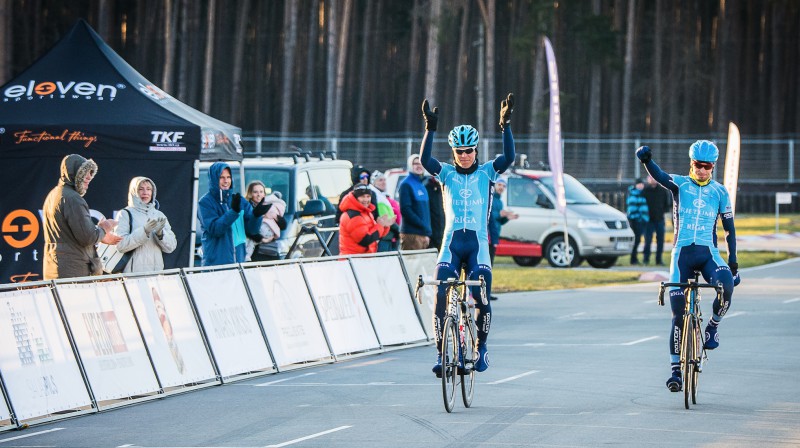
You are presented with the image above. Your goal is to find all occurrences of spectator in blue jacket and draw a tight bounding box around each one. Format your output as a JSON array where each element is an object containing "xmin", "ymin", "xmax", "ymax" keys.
[
  {"xmin": 488, "ymin": 177, "xmax": 518, "ymax": 299},
  {"xmin": 198, "ymin": 162, "xmax": 266, "ymax": 266},
  {"xmin": 399, "ymin": 154, "xmax": 432, "ymax": 250},
  {"xmin": 626, "ymin": 178, "xmax": 650, "ymax": 265}
]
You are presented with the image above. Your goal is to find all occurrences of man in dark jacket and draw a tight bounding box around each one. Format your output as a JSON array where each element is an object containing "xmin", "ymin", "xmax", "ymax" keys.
[
  {"xmin": 642, "ymin": 175, "xmax": 671, "ymax": 265},
  {"xmin": 43, "ymin": 154, "xmax": 121, "ymax": 279},
  {"xmin": 399, "ymin": 155, "xmax": 431, "ymax": 250},
  {"xmin": 425, "ymin": 176, "xmax": 444, "ymax": 251},
  {"xmin": 198, "ymin": 162, "xmax": 265, "ymax": 266}
]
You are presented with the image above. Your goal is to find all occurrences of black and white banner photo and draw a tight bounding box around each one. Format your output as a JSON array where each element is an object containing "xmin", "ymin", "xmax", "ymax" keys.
[
  {"xmin": 243, "ymin": 265, "xmax": 331, "ymax": 367},
  {"xmin": 0, "ymin": 287, "xmax": 91, "ymax": 420},
  {"xmin": 350, "ymin": 257, "xmax": 426, "ymax": 346},
  {"xmin": 302, "ymin": 260, "xmax": 380, "ymax": 356},
  {"xmin": 124, "ymin": 275, "xmax": 216, "ymax": 387},
  {"xmin": 184, "ymin": 270, "xmax": 274, "ymax": 378},
  {"xmin": 399, "ymin": 251, "xmax": 439, "ymax": 340},
  {"xmin": 56, "ymin": 282, "xmax": 160, "ymax": 402}
]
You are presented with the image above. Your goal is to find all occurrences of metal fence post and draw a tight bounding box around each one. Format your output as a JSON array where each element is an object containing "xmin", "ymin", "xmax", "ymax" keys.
[
  {"xmin": 406, "ymin": 138, "xmax": 413, "ymax": 162},
  {"xmin": 789, "ymin": 139, "xmax": 795, "ymax": 183},
  {"xmin": 634, "ymin": 137, "xmax": 641, "ymax": 180}
]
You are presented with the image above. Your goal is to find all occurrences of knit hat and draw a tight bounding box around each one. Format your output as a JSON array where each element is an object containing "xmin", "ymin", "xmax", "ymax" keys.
[{"xmin": 353, "ymin": 184, "xmax": 372, "ymax": 197}]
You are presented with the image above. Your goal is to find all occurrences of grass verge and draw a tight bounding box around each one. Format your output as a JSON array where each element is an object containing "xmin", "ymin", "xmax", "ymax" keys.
[{"xmin": 492, "ymin": 251, "xmax": 796, "ymax": 293}]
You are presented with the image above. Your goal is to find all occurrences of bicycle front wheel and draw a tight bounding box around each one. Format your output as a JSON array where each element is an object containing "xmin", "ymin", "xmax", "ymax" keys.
[
  {"xmin": 691, "ymin": 317, "xmax": 703, "ymax": 404},
  {"xmin": 461, "ymin": 312, "xmax": 476, "ymax": 408},
  {"xmin": 681, "ymin": 314, "xmax": 697, "ymax": 409},
  {"xmin": 441, "ymin": 317, "xmax": 458, "ymax": 413}
]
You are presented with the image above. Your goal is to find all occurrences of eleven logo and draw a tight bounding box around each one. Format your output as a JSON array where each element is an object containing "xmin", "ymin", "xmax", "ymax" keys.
[{"xmin": 3, "ymin": 80, "xmax": 124, "ymax": 102}]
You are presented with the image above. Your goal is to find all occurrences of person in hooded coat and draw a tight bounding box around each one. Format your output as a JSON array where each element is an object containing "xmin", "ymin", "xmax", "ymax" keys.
[
  {"xmin": 42, "ymin": 154, "xmax": 121, "ymax": 279},
  {"xmin": 336, "ymin": 165, "xmax": 377, "ymax": 224},
  {"xmin": 115, "ymin": 176, "xmax": 178, "ymax": 273},
  {"xmin": 338, "ymin": 184, "xmax": 393, "ymax": 255},
  {"xmin": 198, "ymin": 162, "xmax": 266, "ymax": 266}
]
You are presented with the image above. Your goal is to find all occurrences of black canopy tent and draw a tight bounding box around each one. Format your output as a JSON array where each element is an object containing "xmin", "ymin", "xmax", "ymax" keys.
[{"xmin": 0, "ymin": 19, "xmax": 242, "ymax": 284}]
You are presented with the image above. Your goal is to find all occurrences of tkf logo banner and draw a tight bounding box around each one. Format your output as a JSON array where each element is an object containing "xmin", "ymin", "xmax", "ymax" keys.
[
  {"xmin": 3, "ymin": 80, "xmax": 123, "ymax": 102},
  {"xmin": 149, "ymin": 131, "xmax": 187, "ymax": 153}
]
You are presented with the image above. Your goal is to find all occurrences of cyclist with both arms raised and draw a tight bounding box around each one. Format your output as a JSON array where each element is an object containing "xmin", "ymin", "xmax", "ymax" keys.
[
  {"xmin": 419, "ymin": 93, "xmax": 515, "ymax": 376},
  {"xmin": 636, "ymin": 141, "xmax": 741, "ymax": 392}
]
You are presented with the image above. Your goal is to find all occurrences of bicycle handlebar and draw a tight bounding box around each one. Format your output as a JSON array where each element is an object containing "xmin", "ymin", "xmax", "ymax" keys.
[
  {"xmin": 414, "ymin": 275, "xmax": 488, "ymax": 305},
  {"xmin": 658, "ymin": 280, "xmax": 725, "ymax": 307}
]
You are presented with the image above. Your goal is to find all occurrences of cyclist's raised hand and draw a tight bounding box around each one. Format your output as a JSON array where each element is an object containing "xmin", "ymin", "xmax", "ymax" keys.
[
  {"xmin": 499, "ymin": 93, "xmax": 514, "ymax": 129},
  {"xmin": 421, "ymin": 99, "xmax": 439, "ymax": 131},
  {"xmin": 636, "ymin": 145, "xmax": 652, "ymax": 163}
]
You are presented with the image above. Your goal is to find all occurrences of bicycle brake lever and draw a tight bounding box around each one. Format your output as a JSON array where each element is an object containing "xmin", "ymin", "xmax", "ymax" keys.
[{"xmin": 658, "ymin": 284, "xmax": 665, "ymax": 306}]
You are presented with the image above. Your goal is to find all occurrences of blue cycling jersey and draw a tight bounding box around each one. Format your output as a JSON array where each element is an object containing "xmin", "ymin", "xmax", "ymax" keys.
[
  {"xmin": 669, "ymin": 175, "xmax": 733, "ymax": 248},
  {"xmin": 437, "ymin": 162, "xmax": 498, "ymax": 265},
  {"xmin": 643, "ymin": 160, "xmax": 737, "ymax": 262}
]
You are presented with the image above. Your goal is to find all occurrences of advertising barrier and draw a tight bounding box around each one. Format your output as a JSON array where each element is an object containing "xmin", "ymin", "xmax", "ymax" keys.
[
  {"xmin": 302, "ymin": 260, "xmax": 380, "ymax": 356},
  {"xmin": 350, "ymin": 256, "xmax": 426, "ymax": 346},
  {"xmin": 243, "ymin": 264, "xmax": 332, "ymax": 367},
  {"xmin": 56, "ymin": 281, "xmax": 160, "ymax": 403},
  {"xmin": 183, "ymin": 268, "xmax": 274, "ymax": 379},
  {"xmin": 0, "ymin": 251, "xmax": 433, "ymax": 427},
  {"xmin": 124, "ymin": 275, "xmax": 216, "ymax": 388},
  {"xmin": 0, "ymin": 287, "xmax": 91, "ymax": 421},
  {"xmin": 399, "ymin": 250, "xmax": 439, "ymax": 339}
]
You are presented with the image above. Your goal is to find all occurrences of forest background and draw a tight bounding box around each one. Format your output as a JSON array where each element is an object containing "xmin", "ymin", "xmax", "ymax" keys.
[{"xmin": 1, "ymin": 0, "xmax": 798, "ymax": 140}]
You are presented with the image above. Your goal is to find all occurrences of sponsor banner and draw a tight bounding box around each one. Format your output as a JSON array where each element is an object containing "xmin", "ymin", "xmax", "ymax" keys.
[
  {"xmin": 124, "ymin": 275, "xmax": 215, "ymax": 387},
  {"xmin": 0, "ymin": 388, "xmax": 9, "ymax": 422},
  {"xmin": 243, "ymin": 265, "xmax": 331, "ymax": 366},
  {"xmin": 0, "ymin": 287, "xmax": 91, "ymax": 420},
  {"xmin": 302, "ymin": 260, "xmax": 379, "ymax": 355},
  {"xmin": 399, "ymin": 251, "xmax": 439, "ymax": 339},
  {"xmin": 724, "ymin": 122, "xmax": 741, "ymax": 214},
  {"xmin": 350, "ymin": 256, "xmax": 426, "ymax": 346},
  {"xmin": 2, "ymin": 79, "xmax": 122, "ymax": 102},
  {"xmin": 543, "ymin": 36, "xmax": 567, "ymax": 215},
  {"xmin": 56, "ymin": 281, "xmax": 159, "ymax": 402},
  {"xmin": 183, "ymin": 269, "xmax": 273, "ymax": 377}
]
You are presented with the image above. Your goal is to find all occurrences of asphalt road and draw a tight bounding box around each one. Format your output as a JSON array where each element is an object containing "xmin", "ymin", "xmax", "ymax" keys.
[{"xmin": 2, "ymin": 259, "xmax": 799, "ymax": 448}]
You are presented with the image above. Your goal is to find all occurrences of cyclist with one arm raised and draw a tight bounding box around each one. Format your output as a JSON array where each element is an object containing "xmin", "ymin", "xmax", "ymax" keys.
[
  {"xmin": 636, "ymin": 141, "xmax": 740, "ymax": 392},
  {"xmin": 420, "ymin": 93, "xmax": 515, "ymax": 375}
]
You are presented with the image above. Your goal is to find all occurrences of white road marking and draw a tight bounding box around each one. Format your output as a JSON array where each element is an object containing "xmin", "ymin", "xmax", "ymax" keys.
[
  {"xmin": 488, "ymin": 370, "xmax": 540, "ymax": 385},
  {"xmin": 621, "ymin": 336, "xmax": 660, "ymax": 345},
  {"xmin": 265, "ymin": 425, "xmax": 352, "ymax": 447},
  {"xmin": 0, "ymin": 428, "xmax": 63, "ymax": 444},
  {"xmin": 254, "ymin": 372, "xmax": 316, "ymax": 386},
  {"xmin": 557, "ymin": 312, "xmax": 586, "ymax": 320},
  {"xmin": 116, "ymin": 445, "xmax": 134, "ymax": 447},
  {"xmin": 783, "ymin": 297, "xmax": 800, "ymax": 304},
  {"xmin": 724, "ymin": 311, "xmax": 745, "ymax": 319}
]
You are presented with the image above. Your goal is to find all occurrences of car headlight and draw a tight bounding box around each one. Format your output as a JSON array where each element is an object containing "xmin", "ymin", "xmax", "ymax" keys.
[{"xmin": 577, "ymin": 218, "xmax": 606, "ymax": 230}]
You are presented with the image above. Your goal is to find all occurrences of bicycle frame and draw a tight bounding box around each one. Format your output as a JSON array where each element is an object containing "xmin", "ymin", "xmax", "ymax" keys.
[
  {"xmin": 659, "ymin": 271, "xmax": 724, "ymax": 409},
  {"xmin": 415, "ymin": 274, "xmax": 487, "ymax": 412}
]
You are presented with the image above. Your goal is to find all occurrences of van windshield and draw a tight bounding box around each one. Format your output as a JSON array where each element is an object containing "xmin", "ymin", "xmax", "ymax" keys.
[{"xmin": 538, "ymin": 174, "xmax": 600, "ymax": 205}]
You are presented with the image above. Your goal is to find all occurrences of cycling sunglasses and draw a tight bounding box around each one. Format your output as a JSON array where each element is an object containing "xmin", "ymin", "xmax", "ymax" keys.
[
  {"xmin": 691, "ymin": 160, "xmax": 715, "ymax": 170},
  {"xmin": 453, "ymin": 146, "xmax": 476, "ymax": 155}
]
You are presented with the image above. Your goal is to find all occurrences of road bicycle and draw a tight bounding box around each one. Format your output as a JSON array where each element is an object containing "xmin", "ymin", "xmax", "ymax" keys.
[
  {"xmin": 415, "ymin": 274, "xmax": 487, "ymax": 413},
  {"xmin": 658, "ymin": 271, "xmax": 724, "ymax": 409}
]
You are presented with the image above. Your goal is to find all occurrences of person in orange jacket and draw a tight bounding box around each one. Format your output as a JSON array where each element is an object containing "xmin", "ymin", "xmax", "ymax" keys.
[{"xmin": 338, "ymin": 184, "xmax": 394, "ymax": 255}]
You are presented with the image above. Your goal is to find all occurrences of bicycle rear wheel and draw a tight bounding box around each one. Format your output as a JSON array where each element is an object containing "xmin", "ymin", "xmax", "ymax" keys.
[
  {"xmin": 460, "ymin": 311, "xmax": 476, "ymax": 408},
  {"xmin": 441, "ymin": 316, "xmax": 458, "ymax": 413},
  {"xmin": 681, "ymin": 314, "xmax": 696, "ymax": 409}
]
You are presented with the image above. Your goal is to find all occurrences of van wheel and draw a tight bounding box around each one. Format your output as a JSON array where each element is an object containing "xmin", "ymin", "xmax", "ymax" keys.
[
  {"xmin": 586, "ymin": 256, "xmax": 618, "ymax": 269},
  {"xmin": 544, "ymin": 237, "xmax": 582, "ymax": 268},
  {"xmin": 512, "ymin": 256, "xmax": 542, "ymax": 267}
]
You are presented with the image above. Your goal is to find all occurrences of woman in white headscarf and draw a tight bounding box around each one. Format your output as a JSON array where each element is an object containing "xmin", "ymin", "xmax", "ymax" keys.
[{"xmin": 115, "ymin": 176, "xmax": 177, "ymax": 273}]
